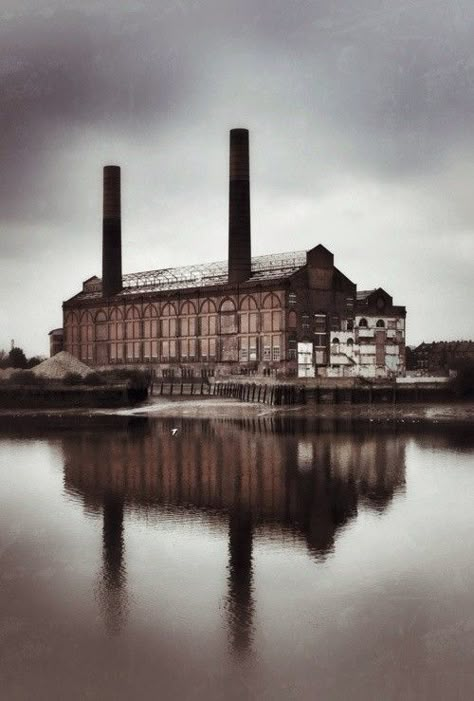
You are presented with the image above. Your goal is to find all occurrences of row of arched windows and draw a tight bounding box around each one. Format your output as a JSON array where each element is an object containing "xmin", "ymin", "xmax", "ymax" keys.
[
  {"xmin": 332, "ymin": 338, "xmax": 354, "ymax": 345},
  {"xmin": 358, "ymin": 318, "xmax": 386, "ymax": 328},
  {"xmin": 64, "ymin": 294, "xmax": 284, "ymax": 346},
  {"xmin": 67, "ymin": 293, "xmax": 282, "ymax": 322}
]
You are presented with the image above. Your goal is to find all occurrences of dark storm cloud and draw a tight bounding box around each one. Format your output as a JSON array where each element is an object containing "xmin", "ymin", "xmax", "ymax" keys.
[
  {"xmin": 0, "ymin": 2, "xmax": 196, "ymax": 222},
  {"xmin": 2, "ymin": 0, "xmax": 474, "ymax": 221}
]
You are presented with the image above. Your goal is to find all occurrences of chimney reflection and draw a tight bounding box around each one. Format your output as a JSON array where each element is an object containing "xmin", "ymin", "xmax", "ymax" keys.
[
  {"xmin": 226, "ymin": 509, "xmax": 254, "ymax": 657},
  {"xmin": 97, "ymin": 493, "xmax": 127, "ymax": 636}
]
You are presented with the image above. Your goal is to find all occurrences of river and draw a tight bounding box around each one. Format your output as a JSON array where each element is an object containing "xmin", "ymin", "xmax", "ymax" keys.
[{"xmin": 0, "ymin": 416, "xmax": 473, "ymax": 700}]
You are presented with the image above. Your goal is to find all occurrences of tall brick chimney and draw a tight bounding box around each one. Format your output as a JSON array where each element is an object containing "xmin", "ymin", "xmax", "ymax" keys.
[
  {"xmin": 102, "ymin": 165, "xmax": 122, "ymax": 297},
  {"xmin": 228, "ymin": 128, "xmax": 251, "ymax": 284}
]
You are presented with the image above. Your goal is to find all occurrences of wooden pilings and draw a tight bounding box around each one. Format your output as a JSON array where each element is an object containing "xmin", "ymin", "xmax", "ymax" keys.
[{"xmin": 152, "ymin": 381, "xmax": 450, "ymax": 406}]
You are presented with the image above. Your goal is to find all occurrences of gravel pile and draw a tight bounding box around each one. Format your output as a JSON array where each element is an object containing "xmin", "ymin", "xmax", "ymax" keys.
[
  {"xmin": 0, "ymin": 368, "xmax": 16, "ymax": 381},
  {"xmin": 32, "ymin": 351, "xmax": 93, "ymax": 380}
]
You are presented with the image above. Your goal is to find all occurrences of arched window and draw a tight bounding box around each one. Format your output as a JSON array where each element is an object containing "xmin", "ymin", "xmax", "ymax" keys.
[
  {"xmin": 332, "ymin": 338, "xmax": 340, "ymax": 344},
  {"xmin": 125, "ymin": 307, "xmax": 142, "ymax": 361},
  {"xmin": 143, "ymin": 305, "xmax": 159, "ymax": 338},
  {"xmin": 359, "ymin": 318, "xmax": 368, "ymax": 328},
  {"xmin": 239, "ymin": 295, "xmax": 258, "ymax": 311},
  {"xmin": 64, "ymin": 312, "xmax": 79, "ymax": 357},
  {"xmin": 376, "ymin": 319, "xmax": 385, "ymax": 328},
  {"xmin": 199, "ymin": 300, "xmax": 217, "ymax": 360},
  {"xmin": 125, "ymin": 306, "xmax": 141, "ymax": 339},
  {"xmin": 95, "ymin": 310, "xmax": 108, "ymax": 342},
  {"xmin": 143, "ymin": 305, "xmax": 159, "ymax": 361},
  {"xmin": 179, "ymin": 301, "xmax": 197, "ymax": 361},
  {"xmin": 108, "ymin": 308, "xmax": 124, "ymax": 362},
  {"xmin": 347, "ymin": 338, "xmax": 354, "ymax": 346},
  {"xmin": 262, "ymin": 293, "xmax": 282, "ymax": 333},
  {"xmin": 160, "ymin": 303, "xmax": 178, "ymax": 338},
  {"xmin": 219, "ymin": 298, "xmax": 237, "ymax": 334},
  {"xmin": 79, "ymin": 311, "xmax": 93, "ymax": 362},
  {"xmin": 262, "ymin": 293, "xmax": 280, "ymax": 309},
  {"xmin": 239, "ymin": 295, "xmax": 258, "ymax": 335}
]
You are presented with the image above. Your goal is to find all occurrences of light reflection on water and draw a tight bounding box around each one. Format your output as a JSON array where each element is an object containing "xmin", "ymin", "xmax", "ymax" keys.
[{"xmin": 0, "ymin": 416, "xmax": 473, "ymax": 700}]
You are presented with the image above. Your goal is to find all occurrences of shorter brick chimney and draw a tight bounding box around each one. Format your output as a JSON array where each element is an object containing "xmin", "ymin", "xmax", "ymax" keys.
[{"xmin": 102, "ymin": 165, "xmax": 122, "ymax": 297}]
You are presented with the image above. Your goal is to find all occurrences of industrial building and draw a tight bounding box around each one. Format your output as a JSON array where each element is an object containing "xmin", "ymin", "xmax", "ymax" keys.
[
  {"xmin": 60, "ymin": 129, "xmax": 406, "ymax": 379},
  {"xmin": 407, "ymin": 340, "xmax": 474, "ymax": 375}
]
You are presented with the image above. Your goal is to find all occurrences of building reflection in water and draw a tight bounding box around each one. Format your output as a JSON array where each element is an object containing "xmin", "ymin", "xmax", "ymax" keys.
[{"xmin": 62, "ymin": 416, "xmax": 406, "ymax": 652}]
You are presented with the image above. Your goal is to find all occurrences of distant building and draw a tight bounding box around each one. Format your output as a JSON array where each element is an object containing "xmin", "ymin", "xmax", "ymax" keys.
[
  {"xmin": 48, "ymin": 328, "xmax": 64, "ymax": 357},
  {"xmin": 56, "ymin": 129, "xmax": 406, "ymax": 379},
  {"xmin": 409, "ymin": 341, "xmax": 474, "ymax": 375}
]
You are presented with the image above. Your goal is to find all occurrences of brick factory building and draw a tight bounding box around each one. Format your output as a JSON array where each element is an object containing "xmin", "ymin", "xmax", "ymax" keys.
[{"xmin": 59, "ymin": 129, "xmax": 406, "ymax": 379}]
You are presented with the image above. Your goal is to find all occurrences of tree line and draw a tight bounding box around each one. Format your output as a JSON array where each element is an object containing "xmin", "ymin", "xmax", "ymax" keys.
[{"xmin": 0, "ymin": 347, "xmax": 43, "ymax": 370}]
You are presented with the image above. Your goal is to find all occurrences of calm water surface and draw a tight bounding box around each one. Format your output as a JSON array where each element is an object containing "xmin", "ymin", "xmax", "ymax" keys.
[{"xmin": 0, "ymin": 416, "xmax": 473, "ymax": 700}]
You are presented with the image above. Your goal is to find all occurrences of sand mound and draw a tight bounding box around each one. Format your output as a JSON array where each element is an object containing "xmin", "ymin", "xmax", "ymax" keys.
[
  {"xmin": 0, "ymin": 367, "xmax": 16, "ymax": 381},
  {"xmin": 32, "ymin": 351, "xmax": 93, "ymax": 380}
]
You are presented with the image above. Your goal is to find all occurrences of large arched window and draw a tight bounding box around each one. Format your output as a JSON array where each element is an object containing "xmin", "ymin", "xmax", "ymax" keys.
[
  {"xmin": 179, "ymin": 301, "xmax": 197, "ymax": 361},
  {"xmin": 160, "ymin": 303, "xmax": 178, "ymax": 337},
  {"xmin": 199, "ymin": 300, "xmax": 217, "ymax": 360},
  {"xmin": 376, "ymin": 319, "xmax": 385, "ymax": 328},
  {"xmin": 239, "ymin": 295, "xmax": 258, "ymax": 333},
  {"xmin": 219, "ymin": 298, "xmax": 237, "ymax": 334},
  {"xmin": 239, "ymin": 296, "xmax": 259, "ymax": 362},
  {"xmin": 262, "ymin": 293, "xmax": 282, "ymax": 362},
  {"xmin": 160, "ymin": 303, "xmax": 177, "ymax": 361},
  {"xmin": 79, "ymin": 311, "xmax": 93, "ymax": 362},
  {"xmin": 143, "ymin": 305, "xmax": 159, "ymax": 361},
  {"xmin": 262, "ymin": 293, "xmax": 282, "ymax": 332},
  {"xmin": 359, "ymin": 318, "xmax": 368, "ymax": 328},
  {"xmin": 64, "ymin": 312, "xmax": 80, "ymax": 358},
  {"xmin": 95, "ymin": 310, "xmax": 108, "ymax": 341},
  {"xmin": 108, "ymin": 308, "xmax": 124, "ymax": 362},
  {"xmin": 125, "ymin": 307, "xmax": 141, "ymax": 362}
]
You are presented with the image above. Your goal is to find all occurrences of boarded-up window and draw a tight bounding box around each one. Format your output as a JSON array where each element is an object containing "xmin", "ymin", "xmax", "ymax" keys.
[
  {"xmin": 220, "ymin": 299, "xmax": 237, "ymax": 334},
  {"xmin": 96, "ymin": 344, "xmax": 108, "ymax": 364},
  {"xmin": 96, "ymin": 324, "xmax": 108, "ymax": 341},
  {"xmin": 221, "ymin": 336, "xmax": 238, "ymax": 361}
]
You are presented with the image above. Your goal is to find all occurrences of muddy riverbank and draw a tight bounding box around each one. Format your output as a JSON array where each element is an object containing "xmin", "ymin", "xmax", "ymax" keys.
[{"xmin": 1, "ymin": 397, "xmax": 473, "ymax": 428}]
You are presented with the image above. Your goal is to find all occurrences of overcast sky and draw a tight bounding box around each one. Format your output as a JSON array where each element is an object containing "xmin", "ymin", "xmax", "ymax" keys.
[{"xmin": 1, "ymin": 0, "xmax": 473, "ymax": 356}]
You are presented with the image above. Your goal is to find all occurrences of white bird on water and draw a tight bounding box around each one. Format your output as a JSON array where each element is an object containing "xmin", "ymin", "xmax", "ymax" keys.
[{"xmin": 171, "ymin": 428, "xmax": 178, "ymax": 436}]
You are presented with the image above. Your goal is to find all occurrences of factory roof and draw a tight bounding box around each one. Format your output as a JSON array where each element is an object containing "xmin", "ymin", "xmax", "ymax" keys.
[
  {"xmin": 68, "ymin": 249, "xmax": 309, "ymax": 301},
  {"xmin": 356, "ymin": 289, "xmax": 377, "ymax": 301}
]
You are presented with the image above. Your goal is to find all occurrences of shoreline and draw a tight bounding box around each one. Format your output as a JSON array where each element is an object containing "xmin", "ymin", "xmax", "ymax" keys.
[{"xmin": 0, "ymin": 397, "xmax": 473, "ymax": 428}]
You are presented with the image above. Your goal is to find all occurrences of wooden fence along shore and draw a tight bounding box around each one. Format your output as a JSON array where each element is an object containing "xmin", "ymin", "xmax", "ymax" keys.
[{"xmin": 154, "ymin": 381, "xmax": 453, "ymax": 405}]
